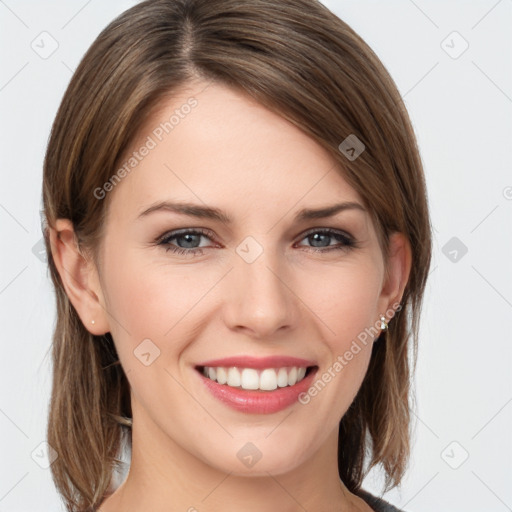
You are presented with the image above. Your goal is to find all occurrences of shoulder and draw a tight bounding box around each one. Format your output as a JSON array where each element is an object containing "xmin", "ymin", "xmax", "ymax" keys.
[{"xmin": 356, "ymin": 488, "xmax": 406, "ymax": 512}]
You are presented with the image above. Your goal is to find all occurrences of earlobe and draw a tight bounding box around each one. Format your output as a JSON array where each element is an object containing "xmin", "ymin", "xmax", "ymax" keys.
[{"xmin": 48, "ymin": 219, "xmax": 110, "ymax": 335}]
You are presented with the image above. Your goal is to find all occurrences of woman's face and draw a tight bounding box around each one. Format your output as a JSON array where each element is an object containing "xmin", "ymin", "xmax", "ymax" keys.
[{"xmin": 91, "ymin": 80, "xmax": 405, "ymax": 476}]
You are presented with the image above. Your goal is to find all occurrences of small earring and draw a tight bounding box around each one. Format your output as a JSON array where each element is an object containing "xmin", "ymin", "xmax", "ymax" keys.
[
  {"xmin": 91, "ymin": 320, "xmax": 95, "ymax": 325},
  {"xmin": 379, "ymin": 315, "xmax": 388, "ymax": 331}
]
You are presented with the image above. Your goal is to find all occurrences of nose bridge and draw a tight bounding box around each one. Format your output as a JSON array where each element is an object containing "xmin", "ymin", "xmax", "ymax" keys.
[{"xmin": 225, "ymin": 235, "xmax": 296, "ymax": 336}]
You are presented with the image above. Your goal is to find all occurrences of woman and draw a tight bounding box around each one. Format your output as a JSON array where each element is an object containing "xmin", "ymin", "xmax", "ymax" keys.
[{"xmin": 43, "ymin": 0, "xmax": 432, "ymax": 510}]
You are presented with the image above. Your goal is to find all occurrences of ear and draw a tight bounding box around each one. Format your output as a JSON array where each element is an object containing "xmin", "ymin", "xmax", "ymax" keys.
[
  {"xmin": 48, "ymin": 219, "xmax": 110, "ymax": 335},
  {"xmin": 378, "ymin": 232, "xmax": 412, "ymax": 318}
]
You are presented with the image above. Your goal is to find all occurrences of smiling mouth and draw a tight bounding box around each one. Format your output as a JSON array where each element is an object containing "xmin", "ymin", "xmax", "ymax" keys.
[{"xmin": 195, "ymin": 365, "xmax": 318, "ymax": 392}]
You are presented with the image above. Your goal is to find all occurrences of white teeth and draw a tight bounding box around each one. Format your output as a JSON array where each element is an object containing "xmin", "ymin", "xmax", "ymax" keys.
[
  {"xmin": 277, "ymin": 368, "xmax": 288, "ymax": 387},
  {"xmin": 260, "ymin": 369, "xmax": 278, "ymax": 391},
  {"xmin": 288, "ymin": 367, "xmax": 298, "ymax": 386},
  {"xmin": 227, "ymin": 367, "xmax": 241, "ymax": 387},
  {"xmin": 201, "ymin": 366, "xmax": 310, "ymax": 391},
  {"xmin": 216, "ymin": 367, "xmax": 227, "ymax": 384},
  {"xmin": 241, "ymin": 368, "xmax": 259, "ymax": 390}
]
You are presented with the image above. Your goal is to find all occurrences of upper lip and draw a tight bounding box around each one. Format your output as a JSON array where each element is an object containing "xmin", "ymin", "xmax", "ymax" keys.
[{"xmin": 195, "ymin": 355, "xmax": 317, "ymax": 369}]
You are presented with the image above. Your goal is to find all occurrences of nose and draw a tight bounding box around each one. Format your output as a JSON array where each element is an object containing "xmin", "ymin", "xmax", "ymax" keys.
[{"xmin": 222, "ymin": 247, "xmax": 298, "ymax": 339}]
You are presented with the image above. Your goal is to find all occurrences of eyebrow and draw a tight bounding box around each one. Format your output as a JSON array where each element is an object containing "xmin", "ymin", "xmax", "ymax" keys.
[{"xmin": 137, "ymin": 200, "xmax": 366, "ymax": 223}]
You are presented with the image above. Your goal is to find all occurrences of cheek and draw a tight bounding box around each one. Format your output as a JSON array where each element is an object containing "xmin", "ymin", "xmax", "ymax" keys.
[
  {"xmin": 296, "ymin": 259, "xmax": 382, "ymax": 412},
  {"xmin": 302, "ymin": 258, "xmax": 383, "ymax": 345},
  {"xmin": 102, "ymin": 247, "xmax": 200, "ymax": 334},
  {"xmin": 100, "ymin": 247, "xmax": 220, "ymax": 374}
]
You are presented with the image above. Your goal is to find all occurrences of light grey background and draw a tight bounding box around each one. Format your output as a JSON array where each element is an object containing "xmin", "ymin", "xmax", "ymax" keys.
[{"xmin": 1, "ymin": 1, "xmax": 511, "ymax": 510}]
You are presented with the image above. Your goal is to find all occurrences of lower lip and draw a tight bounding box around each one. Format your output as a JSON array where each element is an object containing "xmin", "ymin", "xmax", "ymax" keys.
[{"xmin": 196, "ymin": 367, "xmax": 318, "ymax": 414}]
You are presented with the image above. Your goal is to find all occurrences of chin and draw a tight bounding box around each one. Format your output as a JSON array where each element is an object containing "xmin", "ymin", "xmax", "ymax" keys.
[{"xmin": 197, "ymin": 436, "xmax": 312, "ymax": 477}]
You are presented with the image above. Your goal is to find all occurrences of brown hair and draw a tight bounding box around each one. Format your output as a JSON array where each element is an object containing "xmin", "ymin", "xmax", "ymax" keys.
[{"xmin": 42, "ymin": 0, "xmax": 432, "ymax": 510}]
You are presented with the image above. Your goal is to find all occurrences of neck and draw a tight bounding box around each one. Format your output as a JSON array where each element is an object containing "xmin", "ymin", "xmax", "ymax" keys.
[{"xmin": 100, "ymin": 406, "xmax": 364, "ymax": 512}]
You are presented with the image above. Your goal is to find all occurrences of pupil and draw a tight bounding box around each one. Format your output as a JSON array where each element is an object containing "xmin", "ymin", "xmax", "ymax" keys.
[
  {"xmin": 310, "ymin": 233, "xmax": 330, "ymax": 247},
  {"xmin": 179, "ymin": 234, "xmax": 199, "ymax": 248}
]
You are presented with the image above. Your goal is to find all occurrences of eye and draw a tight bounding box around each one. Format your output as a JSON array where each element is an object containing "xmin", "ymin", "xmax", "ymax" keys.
[
  {"xmin": 156, "ymin": 227, "xmax": 358, "ymax": 257},
  {"xmin": 295, "ymin": 228, "xmax": 357, "ymax": 253},
  {"xmin": 156, "ymin": 228, "xmax": 214, "ymax": 257}
]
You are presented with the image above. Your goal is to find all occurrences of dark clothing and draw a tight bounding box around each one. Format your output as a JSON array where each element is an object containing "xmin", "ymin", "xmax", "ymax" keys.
[{"xmin": 357, "ymin": 489, "xmax": 405, "ymax": 512}]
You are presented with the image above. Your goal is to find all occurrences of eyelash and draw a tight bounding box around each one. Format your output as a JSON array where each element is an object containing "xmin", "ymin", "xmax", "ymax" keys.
[{"xmin": 155, "ymin": 227, "xmax": 358, "ymax": 257}]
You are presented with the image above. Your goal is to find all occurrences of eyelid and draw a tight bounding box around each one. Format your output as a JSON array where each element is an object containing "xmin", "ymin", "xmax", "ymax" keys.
[
  {"xmin": 298, "ymin": 226, "xmax": 354, "ymax": 241},
  {"xmin": 155, "ymin": 227, "xmax": 214, "ymax": 244},
  {"xmin": 155, "ymin": 226, "xmax": 358, "ymax": 257},
  {"xmin": 155, "ymin": 226, "xmax": 355, "ymax": 244}
]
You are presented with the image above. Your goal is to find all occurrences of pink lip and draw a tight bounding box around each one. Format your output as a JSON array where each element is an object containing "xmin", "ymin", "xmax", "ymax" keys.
[
  {"xmin": 195, "ymin": 355, "xmax": 317, "ymax": 369},
  {"xmin": 195, "ymin": 365, "xmax": 319, "ymax": 414}
]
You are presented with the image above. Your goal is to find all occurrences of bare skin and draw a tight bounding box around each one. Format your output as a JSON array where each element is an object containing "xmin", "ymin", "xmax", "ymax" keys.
[{"xmin": 50, "ymin": 79, "xmax": 411, "ymax": 512}]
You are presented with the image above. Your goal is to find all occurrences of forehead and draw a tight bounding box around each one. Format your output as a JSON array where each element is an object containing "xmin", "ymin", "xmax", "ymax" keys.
[{"xmin": 107, "ymin": 81, "xmax": 364, "ymax": 221}]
